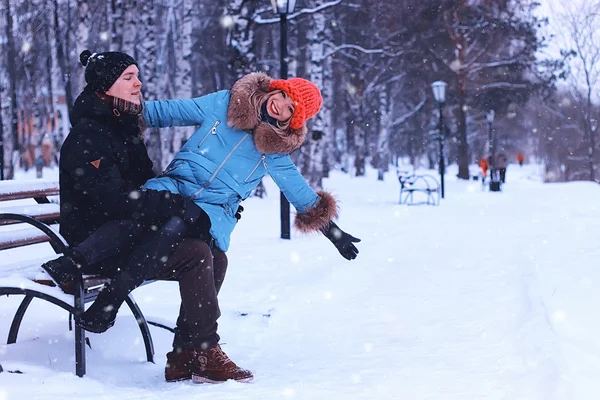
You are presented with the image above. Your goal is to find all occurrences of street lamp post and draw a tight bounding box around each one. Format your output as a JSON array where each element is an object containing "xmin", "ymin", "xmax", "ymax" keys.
[
  {"xmin": 0, "ymin": 136, "xmax": 4, "ymax": 180},
  {"xmin": 431, "ymin": 81, "xmax": 447, "ymax": 199},
  {"xmin": 271, "ymin": 0, "xmax": 296, "ymax": 239},
  {"xmin": 487, "ymin": 110, "xmax": 500, "ymax": 192},
  {"xmin": 0, "ymin": 137, "xmax": 4, "ymax": 180}
]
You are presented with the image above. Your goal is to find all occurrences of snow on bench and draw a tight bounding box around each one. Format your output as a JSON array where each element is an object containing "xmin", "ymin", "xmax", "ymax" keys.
[
  {"xmin": 0, "ymin": 224, "xmax": 59, "ymax": 250},
  {"xmin": 0, "ymin": 254, "xmax": 77, "ymax": 303},
  {"xmin": 0, "ymin": 203, "xmax": 60, "ymax": 226},
  {"xmin": 0, "ymin": 179, "xmax": 59, "ymax": 201}
]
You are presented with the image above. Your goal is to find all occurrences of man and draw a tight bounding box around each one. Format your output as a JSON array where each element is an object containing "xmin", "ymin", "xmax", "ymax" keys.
[{"xmin": 43, "ymin": 49, "xmax": 252, "ymax": 383}]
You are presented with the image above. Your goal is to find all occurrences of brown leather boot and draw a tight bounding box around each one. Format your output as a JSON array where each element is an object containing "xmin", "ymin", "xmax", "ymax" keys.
[
  {"xmin": 191, "ymin": 344, "xmax": 253, "ymax": 384},
  {"xmin": 165, "ymin": 348, "xmax": 194, "ymax": 382}
]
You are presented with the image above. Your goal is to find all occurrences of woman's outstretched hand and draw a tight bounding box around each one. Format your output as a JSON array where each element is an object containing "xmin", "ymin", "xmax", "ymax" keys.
[{"xmin": 321, "ymin": 221, "xmax": 361, "ymax": 260}]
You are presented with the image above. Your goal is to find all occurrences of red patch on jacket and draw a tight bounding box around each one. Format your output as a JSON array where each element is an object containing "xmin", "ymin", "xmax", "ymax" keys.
[{"xmin": 90, "ymin": 159, "xmax": 101, "ymax": 169}]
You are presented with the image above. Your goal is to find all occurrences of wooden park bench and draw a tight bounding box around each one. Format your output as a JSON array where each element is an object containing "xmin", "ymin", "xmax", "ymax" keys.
[
  {"xmin": 0, "ymin": 180, "xmax": 155, "ymax": 377},
  {"xmin": 396, "ymin": 169, "xmax": 441, "ymax": 206}
]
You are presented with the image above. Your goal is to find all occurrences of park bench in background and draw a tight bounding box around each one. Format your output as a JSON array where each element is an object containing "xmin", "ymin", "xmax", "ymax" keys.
[
  {"xmin": 0, "ymin": 180, "xmax": 154, "ymax": 377},
  {"xmin": 397, "ymin": 169, "xmax": 441, "ymax": 206}
]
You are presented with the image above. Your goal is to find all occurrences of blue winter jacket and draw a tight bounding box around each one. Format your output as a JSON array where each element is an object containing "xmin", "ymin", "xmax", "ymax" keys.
[{"xmin": 142, "ymin": 87, "xmax": 323, "ymax": 251}]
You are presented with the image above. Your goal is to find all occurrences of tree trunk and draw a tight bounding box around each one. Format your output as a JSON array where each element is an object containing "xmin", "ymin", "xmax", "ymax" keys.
[
  {"xmin": 456, "ymin": 73, "xmax": 470, "ymax": 179},
  {"xmin": 44, "ymin": 4, "xmax": 60, "ymax": 163},
  {"xmin": 121, "ymin": 0, "xmax": 137, "ymax": 55},
  {"xmin": 226, "ymin": 0, "xmax": 257, "ymax": 81},
  {"xmin": 54, "ymin": 0, "xmax": 75, "ymax": 114},
  {"xmin": 4, "ymin": 0, "xmax": 19, "ymax": 179},
  {"xmin": 375, "ymin": 89, "xmax": 391, "ymax": 181},
  {"xmin": 172, "ymin": 0, "xmax": 194, "ymax": 154},
  {"xmin": 305, "ymin": 7, "xmax": 328, "ymax": 188},
  {"xmin": 75, "ymin": 0, "xmax": 91, "ymax": 90},
  {"xmin": 0, "ymin": 75, "xmax": 5, "ymax": 180},
  {"xmin": 586, "ymin": 87, "xmax": 596, "ymax": 182},
  {"xmin": 137, "ymin": 0, "xmax": 162, "ymax": 170},
  {"xmin": 108, "ymin": 0, "xmax": 124, "ymax": 51}
]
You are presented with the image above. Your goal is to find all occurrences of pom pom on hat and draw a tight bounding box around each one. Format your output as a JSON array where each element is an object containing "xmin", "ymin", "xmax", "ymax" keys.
[{"xmin": 269, "ymin": 78, "xmax": 323, "ymax": 130}]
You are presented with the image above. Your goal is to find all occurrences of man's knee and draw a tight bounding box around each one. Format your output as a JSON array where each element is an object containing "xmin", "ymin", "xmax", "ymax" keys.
[
  {"xmin": 161, "ymin": 239, "xmax": 212, "ymax": 279},
  {"xmin": 212, "ymin": 249, "xmax": 228, "ymax": 292},
  {"xmin": 176, "ymin": 239, "xmax": 212, "ymax": 263}
]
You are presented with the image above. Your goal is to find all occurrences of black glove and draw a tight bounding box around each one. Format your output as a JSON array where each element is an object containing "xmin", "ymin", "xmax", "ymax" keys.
[
  {"xmin": 235, "ymin": 205, "xmax": 244, "ymax": 221},
  {"xmin": 321, "ymin": 221, "xmax": 361, "ymax": 260}
]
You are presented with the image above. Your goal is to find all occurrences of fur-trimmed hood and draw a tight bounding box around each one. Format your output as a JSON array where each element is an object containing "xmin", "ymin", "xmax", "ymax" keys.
[{"xmin": 226, "ymin": 72, "xmax": 307, "ymax": 154}]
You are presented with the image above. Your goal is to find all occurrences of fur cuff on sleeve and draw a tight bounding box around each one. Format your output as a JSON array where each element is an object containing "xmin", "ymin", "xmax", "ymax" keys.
[{"xmin": 294, "ymin": 190, "xmax": 338, "ymax": 233}]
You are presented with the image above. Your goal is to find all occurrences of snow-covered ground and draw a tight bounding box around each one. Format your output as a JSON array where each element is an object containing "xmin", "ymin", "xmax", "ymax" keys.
[{"xmin": 1, "ymin": 163, "xmax": 600, "ymax": 399}]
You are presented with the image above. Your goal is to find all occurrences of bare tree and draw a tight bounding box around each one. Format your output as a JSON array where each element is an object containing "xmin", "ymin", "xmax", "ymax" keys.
[{"xmin": 556, "ymin": 0, "xmax": 600, "ymax": 181}]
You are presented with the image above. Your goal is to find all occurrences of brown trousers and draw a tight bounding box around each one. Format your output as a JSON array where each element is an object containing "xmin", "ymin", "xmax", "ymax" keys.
[{"xmin": 155, "ymin": 239, "xmax": 228, "ymax": 350}]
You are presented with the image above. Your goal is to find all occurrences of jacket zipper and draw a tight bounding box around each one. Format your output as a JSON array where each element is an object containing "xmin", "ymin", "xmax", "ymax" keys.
[
  {"xmin": 192, "ymin": 133, "xmax": 250, "ymax": 198},
  {"xmin": 197, "ymin": 120, "xmax": 221, "ymax": 148},
  {"xmin": 244, "ymin": 155, "xmax": 266, "ymax": 182}
]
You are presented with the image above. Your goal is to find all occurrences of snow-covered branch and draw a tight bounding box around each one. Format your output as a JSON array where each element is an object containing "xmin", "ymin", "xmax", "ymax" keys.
[
  {"xmin": 391, "ymin": 98, "xmax": 427, "ymax": 128},
  {"xmin": 254, "ymin": 0, "xmax": 343, "ymax": 24},
  {"xmin": 468, "ymin": 59, "xmax": 526, "ymax": 75},
  {"xmin": 475, "ymin": 82, "xmax": 530, "ymax": 91},
  {"xmin": 319, "ymin": 44, "xmax": 383, "ymax": 61}
]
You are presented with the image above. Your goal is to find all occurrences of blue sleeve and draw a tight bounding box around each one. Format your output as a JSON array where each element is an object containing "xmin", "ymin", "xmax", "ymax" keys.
[
  {"xmin": 267, "ymin": 155, "xmax": 319, "ymax": 213},
  {"xmin": 143, "ymin": 91, "xmax": 225, "ymax": 128}
]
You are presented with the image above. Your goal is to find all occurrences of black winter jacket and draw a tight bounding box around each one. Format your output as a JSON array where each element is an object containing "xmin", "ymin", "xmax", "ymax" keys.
[{"xmin": 59, "ymin": 87, "xmax": 184, "ymax": 245}]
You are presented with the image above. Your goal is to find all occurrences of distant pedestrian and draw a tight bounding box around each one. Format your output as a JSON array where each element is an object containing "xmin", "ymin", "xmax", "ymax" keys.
[
  {"xmin": 496, "ymin": 152, "xmax": 508, "ymax": 183},
  {"xmin": 517, "ymin": 152, "xmax": 524, "ymax": 167},
  {"xmin": 479, "ymin": 157, "xmax": 489, "ymax": 179}
]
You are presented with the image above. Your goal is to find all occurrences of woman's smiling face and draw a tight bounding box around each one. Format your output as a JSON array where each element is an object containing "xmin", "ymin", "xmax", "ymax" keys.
[{"xmin": 266, "ymin": 90, "xmax": 295, "ymax": 123}]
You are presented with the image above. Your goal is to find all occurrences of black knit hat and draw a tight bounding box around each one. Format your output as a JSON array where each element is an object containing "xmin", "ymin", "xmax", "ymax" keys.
[{"xmin": 80, "ymin": 49, "xmax": 138, "ymax": 93}]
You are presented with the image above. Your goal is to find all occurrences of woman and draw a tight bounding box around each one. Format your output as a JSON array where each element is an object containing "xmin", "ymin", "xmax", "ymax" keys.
[
  {"xmin": 141, "ymin": 73, "xmax": 361, "ymax": 384},
  {"xmin": 143, "ymin": 72, "xmax": 361, "ymax": 259}
]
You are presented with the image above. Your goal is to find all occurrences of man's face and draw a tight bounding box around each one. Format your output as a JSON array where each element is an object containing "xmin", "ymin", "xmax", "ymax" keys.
[{"xmin": 106, "ymin": 65, "xmax": 142, "ymax": 104}]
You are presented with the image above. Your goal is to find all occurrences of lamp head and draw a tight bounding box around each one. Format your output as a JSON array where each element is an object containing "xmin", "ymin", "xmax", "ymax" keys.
[
  {"xmin": 271, "ymin": 0, "xmax": 297, "ymax": 14},
  {"xmin": 431, "ymin": 81, "xmax": 447, "ymax": 104}
]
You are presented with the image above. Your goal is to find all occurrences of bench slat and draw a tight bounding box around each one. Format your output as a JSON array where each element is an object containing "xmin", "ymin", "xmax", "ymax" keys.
[
  {"xmin": 0, "ymin": 204, "xmax": 60, "ymax": 226},
  {"xmin": 0, "ymin": 224, "xmax": 58, "ymax": 251},
  {"xmin": 0, "ymin": 235, "xmax": 51, "ymax": 251},
  {"xmin": 0, "ymin": 180, "xmax": 59, "ymax": 201}
]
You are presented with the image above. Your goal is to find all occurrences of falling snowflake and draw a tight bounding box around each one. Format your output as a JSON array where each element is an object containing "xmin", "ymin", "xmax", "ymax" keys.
[
  {"xmin": 450, "ymin": 59, "xmax": 461, "ymax": 71},
  {"xmin": 290, "ymin": 251, "xmax": 300, "ymax": 263},
  {"xmin": 21, "ymin": 40, "xmax": 31, "ymax": 53},
  {"xmin": 346, "ymin": 83, "xmax": 357, "ymax": 96},
  {"xmin": 552, "ymin": 309, "xmax": 566, "ymax": 323},
  {"xmin": 220, "ymin": 15, "xmax": 234, "ymax": 29}
]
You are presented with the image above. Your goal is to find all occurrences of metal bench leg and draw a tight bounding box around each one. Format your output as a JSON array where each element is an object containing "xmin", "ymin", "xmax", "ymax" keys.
[
  {"xmin": 73, "ymin": 276, "xmax": 86, "ymax": 377},
  {"xmin": 7, "ymin": 295, "xmax": 34, "ymax": 344},
  {"xmin": 125, "ymin": 294, "xmax": 155, "ymax": 363}
]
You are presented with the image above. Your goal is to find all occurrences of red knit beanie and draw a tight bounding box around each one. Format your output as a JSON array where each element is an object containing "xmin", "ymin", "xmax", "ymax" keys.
[{"xmin": 268, "ymin": 78, "xmax": 322, "ymax": 130}]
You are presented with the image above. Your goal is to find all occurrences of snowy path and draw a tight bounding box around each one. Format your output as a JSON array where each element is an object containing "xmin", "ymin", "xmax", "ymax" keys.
[{"xmin": 1, "ymin": 165, "xmax": 599, "ymax": 399}]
